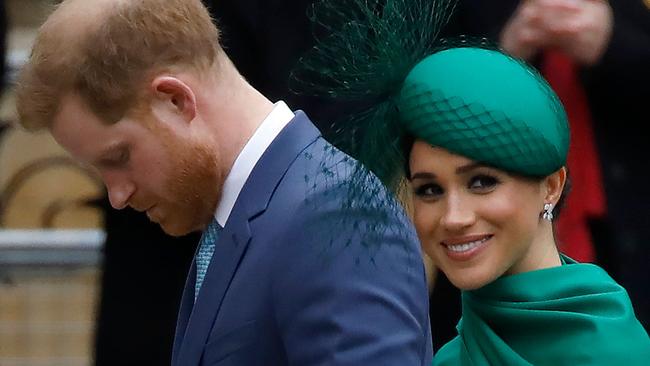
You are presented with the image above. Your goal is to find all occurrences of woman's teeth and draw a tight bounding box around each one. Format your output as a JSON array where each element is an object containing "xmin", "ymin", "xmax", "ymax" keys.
[{"xmin": 446, "ymin": 237, "xmax": 489, "ymax": 252}]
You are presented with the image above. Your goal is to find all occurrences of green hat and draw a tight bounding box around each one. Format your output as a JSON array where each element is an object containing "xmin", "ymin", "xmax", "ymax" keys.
[
  {"xmin": 292, "ymin": 0, "xmax": 570, "ymax": 193},
  {"xmin": 399, "ymin": 47, "xmax": 569, "ymax": 176}
]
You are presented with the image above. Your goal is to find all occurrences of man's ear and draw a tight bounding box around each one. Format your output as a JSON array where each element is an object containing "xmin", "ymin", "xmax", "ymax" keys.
[
  {"xmin": 150, "ymin": 76, "xmax": 197, "ymax": 124},
  {"xmin": 544, "ymin": 166, "xmax": 567, "ymax": 206}
]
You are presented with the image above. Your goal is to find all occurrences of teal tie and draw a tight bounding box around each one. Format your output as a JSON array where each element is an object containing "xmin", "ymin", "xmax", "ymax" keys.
[{"xmin": 195, "ymin": 220, "xmax": 222, "ymax": 301}]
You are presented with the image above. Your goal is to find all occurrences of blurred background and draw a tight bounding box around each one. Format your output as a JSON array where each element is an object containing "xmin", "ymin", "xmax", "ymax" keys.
[
  {"xmin": 0, "ymin": 1, "xmax": 104, "ymax": 366},
  {"xmin": 1, "ymin": 0, "xmax": 648, "ymax": 366}
]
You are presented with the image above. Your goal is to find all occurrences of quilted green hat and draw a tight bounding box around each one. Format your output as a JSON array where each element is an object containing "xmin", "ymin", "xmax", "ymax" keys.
[{"xmin": 399, "ymin": 47, "xmax": 569, "ymax": 176}]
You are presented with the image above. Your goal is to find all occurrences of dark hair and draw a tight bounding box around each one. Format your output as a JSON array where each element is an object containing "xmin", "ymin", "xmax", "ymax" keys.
[{"xmin": 553, "ymin": 170, "xmax": 571, "ymax": 218}]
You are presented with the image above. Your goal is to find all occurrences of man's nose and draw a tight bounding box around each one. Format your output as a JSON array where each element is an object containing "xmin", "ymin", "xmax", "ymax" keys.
[{"xmin": 104, "ymin": 173, "xmax": 135, "ymax": 210}]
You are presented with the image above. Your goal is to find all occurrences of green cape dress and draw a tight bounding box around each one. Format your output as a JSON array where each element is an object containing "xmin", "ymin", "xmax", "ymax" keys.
[{"xmin": 434, "ymin": 255, "xmax": 650, "ymax": 365}]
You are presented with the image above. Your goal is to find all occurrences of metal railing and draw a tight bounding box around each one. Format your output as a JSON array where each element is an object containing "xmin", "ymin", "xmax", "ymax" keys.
[{"xmin": 0, "ymin": 229, "xmax": 105, "ymax": 267}]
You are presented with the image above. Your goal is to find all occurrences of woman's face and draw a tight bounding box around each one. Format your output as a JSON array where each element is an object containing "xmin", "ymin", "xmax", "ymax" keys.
[{"xmin": 409, "ymin": 140, "xmax": 552, "ymax": 290}]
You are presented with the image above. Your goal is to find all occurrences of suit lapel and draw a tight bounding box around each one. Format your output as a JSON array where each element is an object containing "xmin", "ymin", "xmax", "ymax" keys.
[
  {"xmin": 171, "ymin": 259, "xmax": 197, "ymax": 366},
  {"xmin": 173, "ymin": 207, "xmax": 252, "ymax": 366},
  {"xmin": 173, "ymin": 112, "xmax": 321, "ymax": 365}
]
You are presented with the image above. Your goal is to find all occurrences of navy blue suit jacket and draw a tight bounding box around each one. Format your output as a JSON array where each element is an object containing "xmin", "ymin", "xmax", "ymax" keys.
[{"xmin": 172, "ymin": 112, "xmax": 432, "ymax": 365}]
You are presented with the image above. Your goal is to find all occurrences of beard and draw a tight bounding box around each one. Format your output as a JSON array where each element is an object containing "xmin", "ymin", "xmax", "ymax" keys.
[
  {"xmin": 161, "ymin": 139, "xmax": 223, "ymax": 236},
  {"xmin": 149, "ymin": 122, "xmax": 224, "ymax": 237}
]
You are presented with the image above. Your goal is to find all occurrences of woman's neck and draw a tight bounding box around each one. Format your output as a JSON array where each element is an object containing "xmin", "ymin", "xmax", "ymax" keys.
[{"xmin": 506, "ymin": 224, "xmax": 562, "ymax": 276}]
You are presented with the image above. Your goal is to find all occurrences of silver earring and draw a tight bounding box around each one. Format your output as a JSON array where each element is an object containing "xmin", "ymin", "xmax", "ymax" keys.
[{"xmin": 542, "ymin": 203, "xmax": 554, "ymax": 222}]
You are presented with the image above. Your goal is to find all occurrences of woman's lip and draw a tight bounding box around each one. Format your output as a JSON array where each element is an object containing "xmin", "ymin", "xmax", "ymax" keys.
[
  {"xmin": 442, "ymin": 234, "xmax": 493, "ymax": 246},
  {"xmin": 441, "ymin": 235, "xmax": 493, "ymax": 262}
]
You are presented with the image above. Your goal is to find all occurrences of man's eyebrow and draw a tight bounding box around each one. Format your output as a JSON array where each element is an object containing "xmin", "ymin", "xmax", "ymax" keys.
[{"xmin": 93, "ymin": 142, "xmax": 128, "ymax": 165}]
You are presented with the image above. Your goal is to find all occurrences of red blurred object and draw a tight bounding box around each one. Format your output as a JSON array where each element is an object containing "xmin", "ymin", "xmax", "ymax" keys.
[{"xmin": 541, "ymin": 51, "xmax": 607, "ymax": 263}]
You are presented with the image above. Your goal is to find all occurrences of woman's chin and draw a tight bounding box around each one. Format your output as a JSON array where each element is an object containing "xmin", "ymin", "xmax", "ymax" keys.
[{"xmin": 443, "ymin": 267, "xmax": 496, "ymax": 291}]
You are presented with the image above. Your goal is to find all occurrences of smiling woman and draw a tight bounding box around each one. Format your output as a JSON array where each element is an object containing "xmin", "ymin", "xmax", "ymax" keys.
[
  {"xmin": 396, "ymin": 47, "xmax": 648, "ymax": 365},
  {"xmin": 409, "ymin": 142, "xmax": 564, "ymax": 292},
  {"xmin": 293, "ymin": 0, "xmax": 650, "ymax": 362}
]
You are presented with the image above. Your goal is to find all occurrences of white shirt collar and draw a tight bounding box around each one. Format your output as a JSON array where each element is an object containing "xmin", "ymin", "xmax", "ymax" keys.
[{"xmin": 214, "ymin": 101, "xmax": 295, "ymax": 227}]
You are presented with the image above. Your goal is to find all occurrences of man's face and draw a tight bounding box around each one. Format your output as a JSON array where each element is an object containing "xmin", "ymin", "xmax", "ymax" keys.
[{"xmin": 51, "ymin": 94, "xmax": 222, "ymax": 236}]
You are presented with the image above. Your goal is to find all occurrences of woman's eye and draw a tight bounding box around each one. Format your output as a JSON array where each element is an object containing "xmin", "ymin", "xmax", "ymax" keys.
[
  {"xmin": 469, "ymin": 174, "xmax": 499, "ymax": 191},
  {"xmin": 414, "ymin": 183, "xmax": 443, "ymax": 198}
]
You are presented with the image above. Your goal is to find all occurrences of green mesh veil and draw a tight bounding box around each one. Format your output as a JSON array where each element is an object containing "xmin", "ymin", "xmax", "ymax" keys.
[
  {"xmin": 291, "ymin": 0, "xmax": 569, "ymax": 195},
  {"xmin": 291, "ymin": 0, "xmax": 459, "ymax": 194}
]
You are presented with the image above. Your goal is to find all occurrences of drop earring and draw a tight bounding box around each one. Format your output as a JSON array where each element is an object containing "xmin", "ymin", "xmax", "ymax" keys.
[{"xmin": 542, "ymin": 203, "xmax": 554, "ymax": 222}]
